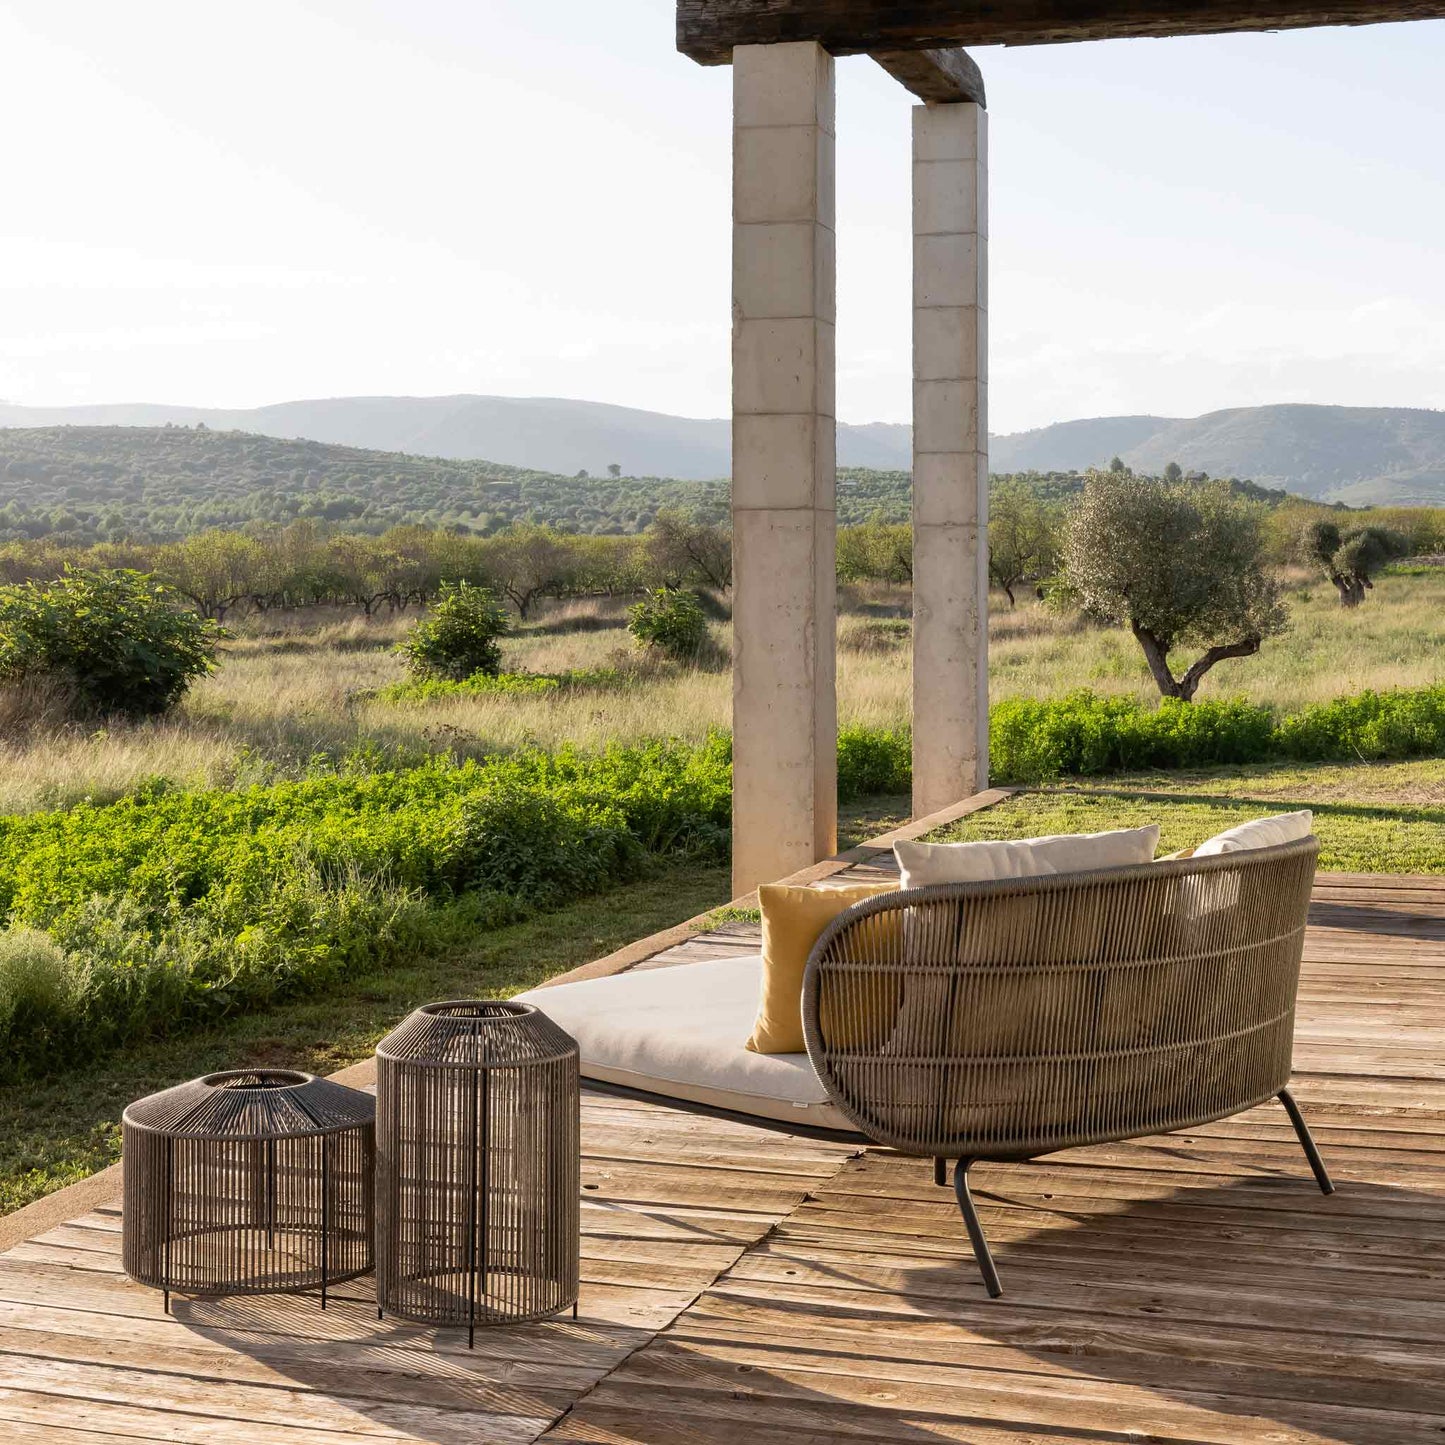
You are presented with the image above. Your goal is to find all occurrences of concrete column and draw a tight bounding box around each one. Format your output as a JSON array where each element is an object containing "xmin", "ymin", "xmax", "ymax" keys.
[
  {"xmin": 731, "ymin": 41, "xmax": 837, "ymax": 896},
  {"xmin": 911, "ymin": 102, "xmax": 988, "ymax": 818}
]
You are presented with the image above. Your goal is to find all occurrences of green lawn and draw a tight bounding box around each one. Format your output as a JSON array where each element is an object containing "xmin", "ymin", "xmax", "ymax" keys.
[
  {"xmin": 0, "ymin": 862, "xmax": 729, "ymax": 1218},
  {"xmin": 930, "ymin": 760, "xmax": 1445, "ymax": 874}
]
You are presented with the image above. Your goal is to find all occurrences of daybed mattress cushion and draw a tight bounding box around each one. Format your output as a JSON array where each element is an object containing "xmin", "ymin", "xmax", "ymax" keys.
[{"xmin": 515, "ymin": 954, "xmax": 853, "ymax": 1131}]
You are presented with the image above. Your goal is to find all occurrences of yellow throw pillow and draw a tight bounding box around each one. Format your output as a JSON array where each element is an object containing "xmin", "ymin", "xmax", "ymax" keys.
[{"xmin": 746, "ymin": 880, "xmax": 899, "ymax": 1055}]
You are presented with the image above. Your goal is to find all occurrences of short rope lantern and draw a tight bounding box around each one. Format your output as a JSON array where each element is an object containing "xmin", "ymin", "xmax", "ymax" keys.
[
  {"xmin": 375, "ymin": 1001, "xmax": 579, "ymax": 1344},
  {"xmin": 122, "ymin": 1070, "xmax": 375, "ymax": 1312}
]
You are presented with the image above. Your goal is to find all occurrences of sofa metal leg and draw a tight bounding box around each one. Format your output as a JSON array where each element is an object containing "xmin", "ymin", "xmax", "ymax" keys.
[
  {"xmin": 933, "ymin": 1156, "xmax": 947, "ymax": 1187},
  {"xmin": 953, "ymin": 1159, "xmax": 1003, "ymax": 1298},
  {"xmin": 1278, "ymin": 1089, "xmax": 1335, "ymax": 1195}
]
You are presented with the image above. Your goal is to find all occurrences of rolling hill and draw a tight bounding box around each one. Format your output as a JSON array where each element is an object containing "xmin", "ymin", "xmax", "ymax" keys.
[
  {"xmin": 3, "ymin": 396, "xmax": 1442, "ymax": 502},
  {"xmin": 0, "ymin": 423, "xmax": 1306, "ymax": 547},
  {"xmin": 0, "ymin": 426, "xmax": 918, "ymax": 542},
  {"xmin": 0, "ymin": 396, "xmax": 909, "ymax": 481}
]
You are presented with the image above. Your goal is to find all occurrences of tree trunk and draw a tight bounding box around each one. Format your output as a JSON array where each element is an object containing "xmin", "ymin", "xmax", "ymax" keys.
[
  {"xmin": 1130, "ymin": 624, "xmax": 1263, "ymax": 702},
  {"xmin": 1130, "ymin": 624, "xmax": 1186, "ymax": 699},
  {"xmin": 1175, "ymin": 635, "xmax": 1262, "ymax": 701}
]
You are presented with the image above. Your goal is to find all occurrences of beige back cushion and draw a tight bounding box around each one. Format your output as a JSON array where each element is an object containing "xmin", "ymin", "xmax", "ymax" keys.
[
  {"xmin": 1192, "ymin": 810, "xmax": 1313, "ymax": 856},
  {"xmin": 894, "ymin": 825, "xmax": 1161, "ymax": 888}
]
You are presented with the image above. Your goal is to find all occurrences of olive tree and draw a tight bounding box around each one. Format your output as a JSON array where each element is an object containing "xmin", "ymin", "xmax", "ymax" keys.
[
  {"xmin": 1298, "ymin": 519, "xmax": 1409, "ymax": 607},
  {"xmin": 646, "ymin": 510, "xmax": 732, "ymax": 594},
  {"xmin": 1061, "ymin": 473, "xmax": 1288, "ymax": 702},
  {"xmin": 480, "ymin": 523, "xmax": 578, "ymax": 618},
  {"xmin": 987, "ymin": 483, "xmax": 1057, "ymax": 606},
  {"xmin": 835, "ymin": 520, "xmax": 912, "ymax": 586}
]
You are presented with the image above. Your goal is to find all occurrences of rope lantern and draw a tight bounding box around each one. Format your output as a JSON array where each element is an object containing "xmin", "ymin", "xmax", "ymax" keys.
[
  {"xmin": 375, "ymin": 1001, "xmax": 580, "ymax": 1344},
  {"xmin": 122, "ymin": 1070, "xmax": 375, "ymax": 1311}
]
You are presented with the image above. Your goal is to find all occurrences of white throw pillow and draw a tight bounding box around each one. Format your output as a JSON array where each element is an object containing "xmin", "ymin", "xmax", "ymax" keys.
[
  {"xmin": 894, "ymin": 825, "xmax": 1161, "ymax": 889},
  {"xmin": 1192, "ymin": 810, "xmax": 1313, "ymax": 857}
]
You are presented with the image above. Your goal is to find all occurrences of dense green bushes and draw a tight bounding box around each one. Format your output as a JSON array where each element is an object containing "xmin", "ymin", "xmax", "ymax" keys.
[
  {"xmin": 0, "ymin": 738, "xmax": 732, "ymax": 1083},
  {"xmin": 837, "ymin": 725, "xmax": 911, "ymax": 800},
  {"xmin": 835, "ymin": 684, "xmax": 1445, "ymax": 792},
  {"xmin": 808, "ymin": 685, "xmax": 1445, "ymax": 799},
  {"xmin": 1274, "ymin": 686, "xmax": 1445, "ymax": 762},
  {"xmin": 989, "ymin": 685, "xmax": 1445, "ymax": 783}
]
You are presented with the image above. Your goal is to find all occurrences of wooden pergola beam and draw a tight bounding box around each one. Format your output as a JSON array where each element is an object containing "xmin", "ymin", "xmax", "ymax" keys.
[
  {"xmin": 871, "ymin": 47, "xmax": 985, "ymax": 105},
  {"xmin": 679, "ymin": 1, "xmax": 1445, "ymax": 64}
]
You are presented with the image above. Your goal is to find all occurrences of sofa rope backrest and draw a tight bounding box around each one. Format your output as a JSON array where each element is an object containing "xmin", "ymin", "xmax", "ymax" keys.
[{"xmin": 801, "ymin": 837, "xmax": 1320, "ymax": 1159}]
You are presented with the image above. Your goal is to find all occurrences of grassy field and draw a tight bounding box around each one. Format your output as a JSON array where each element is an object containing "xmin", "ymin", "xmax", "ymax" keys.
[{"xmin": 0, "ymin": 569, "xmax": 1440, "ymax": 815}]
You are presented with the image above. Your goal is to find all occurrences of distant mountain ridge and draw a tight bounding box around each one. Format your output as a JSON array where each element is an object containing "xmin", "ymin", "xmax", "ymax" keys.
[{"xmin": 2, "ymin": 396, "xmax": 1443, "ymax": 503}]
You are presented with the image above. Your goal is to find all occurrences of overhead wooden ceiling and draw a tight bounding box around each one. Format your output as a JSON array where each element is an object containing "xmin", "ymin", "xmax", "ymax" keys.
[{"xmin": 678, "ymin": 1, "xmax": 1445, "ymax": 64}]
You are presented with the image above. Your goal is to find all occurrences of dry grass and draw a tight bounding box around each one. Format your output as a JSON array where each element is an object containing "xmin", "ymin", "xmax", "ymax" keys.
[{"xmin": 0, "ymin": 573, "xmax": 1440, "ymax": 815}]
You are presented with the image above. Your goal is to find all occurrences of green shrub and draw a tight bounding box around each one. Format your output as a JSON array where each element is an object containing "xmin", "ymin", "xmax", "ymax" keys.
[
  {"xmin": 988, "ymin": 685, "xmax": 1445, "ymax": 784},
  {"xmin": 376, "ymin": 667, "xmax": 631, "ymax": 703},
  {"xmin": 837, "ymin": 725, "xmax": 911, "ymax": 801},
  {"xmin": 0, "ymin": 568, "xmax": 219, "ymax": 718},
  {"xmin": 381, "ymin": 671, "xmax": 561, "ymax": 702},
  {"xmin": 0, "ymin": 926, "xmax": 75, "ymax": 1027},
  {"xmin": 399, "ymin": 582, "xmax": 508, "ymax": 681},
  {"xmin": 1275, "ymin": 685, "xmax": 1445, "ymax": 762},
  {"xmin": 628, "ymin": 588, "xmax": 708, "ymax": 661}
]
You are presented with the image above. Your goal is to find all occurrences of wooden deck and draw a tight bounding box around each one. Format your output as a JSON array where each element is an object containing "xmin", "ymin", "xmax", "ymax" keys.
[{"xmin": 2, "ymin": 869, "xmax": 1443, "ymax": 1443}]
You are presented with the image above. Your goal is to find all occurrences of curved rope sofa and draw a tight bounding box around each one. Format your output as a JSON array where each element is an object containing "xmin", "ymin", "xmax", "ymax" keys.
[{"xmin": 801, "ymin": 836, "xmax": 1332, "ymax": 1295}]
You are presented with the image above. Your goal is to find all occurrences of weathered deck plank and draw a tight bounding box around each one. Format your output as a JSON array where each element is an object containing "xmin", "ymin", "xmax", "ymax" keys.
[{"xmin": 2, "ymin": 869, "xmax": 1442, "ymax": 1443}]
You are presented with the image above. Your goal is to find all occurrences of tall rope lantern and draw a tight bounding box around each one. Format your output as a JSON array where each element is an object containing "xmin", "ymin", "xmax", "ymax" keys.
[
  {"xmin": 375, "ymin": 1001, "xmax": 580, "ymax": 1344},
  {"xmin": 122, "ymin": 1070, "xmax": 375, "ymax": 1311}
]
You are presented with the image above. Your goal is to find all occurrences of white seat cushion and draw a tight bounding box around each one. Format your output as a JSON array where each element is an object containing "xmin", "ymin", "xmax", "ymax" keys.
[{"xmin": 515, "ymin": 955, "xmax": 853, "ymax": 1131}]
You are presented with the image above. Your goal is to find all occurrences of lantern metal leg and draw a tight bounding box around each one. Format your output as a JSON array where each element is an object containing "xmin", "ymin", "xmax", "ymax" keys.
[
  {"xmin": 162, "ymin": 1138, "xmax": 174, "ymax": 1315},
  {"xmin": 479, "ymin": 1069, "xmax": 490, "ymax": 1341},
  {"xmin": 465, "ymin": 1066, "xmax": 480, "ymax": 1349},
  {"xmin": 269, "ymin": 1137, "xmax": 280, "ymax": 1251},
  {"xmin": 320, "ymin": 1134, "xmax": 331, "ymax": 1310}
]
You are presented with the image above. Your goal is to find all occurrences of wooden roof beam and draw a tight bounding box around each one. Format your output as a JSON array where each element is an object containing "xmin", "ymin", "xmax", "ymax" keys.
[
  {"xmin": 871, "ymin": 47, "xmax": 985, "ymax": 105},
  {"xmin": 679, "ymin": 1, "xmax": 1445, "ymax": 65}
]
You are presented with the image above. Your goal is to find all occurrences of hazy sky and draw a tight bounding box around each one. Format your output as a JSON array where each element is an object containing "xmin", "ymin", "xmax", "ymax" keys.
[{"xmin": 3, "ymin": 0, "xmax": 1443, "ymax": 434}]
